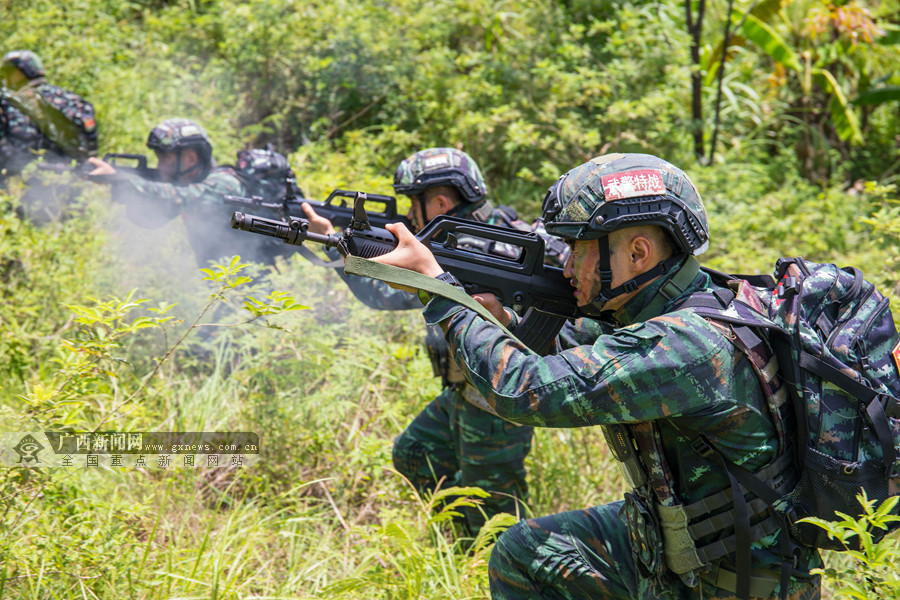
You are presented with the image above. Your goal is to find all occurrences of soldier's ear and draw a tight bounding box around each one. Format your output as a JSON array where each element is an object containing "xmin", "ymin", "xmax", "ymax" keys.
[
  {"xmin": 181, "ymin": 149, "xmax": 199, "ymax": 169},
  {"xmin": 632, "ymin": 236, "xmax": 652, "ymax": 264},
  {"xmin": 435, "ymin": 193, "xmax": 459, "ymax": 215}
]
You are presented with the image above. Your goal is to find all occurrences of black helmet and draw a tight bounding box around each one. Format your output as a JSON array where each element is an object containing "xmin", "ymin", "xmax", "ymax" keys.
[
  {"xmin": 146, "ymin": 118, "xmax": 213, "ymax": 178},
  {"xmin": 542, "ymin": 153, "xmax": 709, "ymax": 256},
  {"xmin": 392, "ymin": 147, "xmax": 487, "ymax": 203},
  {"xmin": 542, "ymin": 153, "xmax": 710, "ymax": 313},
  {"xmin": 236, "ymin": 147, "xmax": 296, "ymax": 199}
]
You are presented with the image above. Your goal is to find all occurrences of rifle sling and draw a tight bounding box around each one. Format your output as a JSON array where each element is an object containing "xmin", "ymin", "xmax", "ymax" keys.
[{"xmin": 343, "ymin": 256, "xmax": 525, "ymax": 347}]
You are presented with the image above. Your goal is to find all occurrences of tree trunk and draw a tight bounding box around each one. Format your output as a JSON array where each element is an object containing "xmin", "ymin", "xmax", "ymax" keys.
[{"xmin": 686, "ymin": 0, "xmax": 706, "ymax": 160}]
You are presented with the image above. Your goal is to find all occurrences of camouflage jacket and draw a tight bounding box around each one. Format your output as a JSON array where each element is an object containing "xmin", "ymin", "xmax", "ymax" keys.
[
  {"xmin": 422, "ymin": 259, "xmax": 821, "ymax": 576},
  {"xmin": 112, "ymin": 166, "xmax": 285, "ymax": 267}
]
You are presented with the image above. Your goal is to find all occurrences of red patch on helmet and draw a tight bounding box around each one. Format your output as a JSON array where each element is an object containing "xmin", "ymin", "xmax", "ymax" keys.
[
  {"xmin": 83, "ymin": 118, "xmax": 96, "ymax": 130},
  {"xmin": 892, "ymin": 340, "xmax": 900, "ymax": 376},
  {"xmin": 601, "ymin": 169, "xmax": 666, "ymax": 201}
]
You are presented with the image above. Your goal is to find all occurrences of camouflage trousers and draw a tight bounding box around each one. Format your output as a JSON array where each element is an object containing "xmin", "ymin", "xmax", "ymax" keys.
[
  {"xmin": 392, "ymin": 384, "xmax": 533, "ymax": 535},
  {"xmin": 489, "ymin": 501, "xmax": 822, "ymax": 600}
]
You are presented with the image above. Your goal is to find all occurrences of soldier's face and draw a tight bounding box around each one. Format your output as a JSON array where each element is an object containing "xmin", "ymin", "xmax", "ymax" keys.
[
  {"xmin": 406, "ymin": 193, "xmax": 447, "ymax": 232},
  {"xmin": 563, "ymin": 239, "xmax": 602, "ymax": 307},
  {"xmin": 156, "ymin": 149, "xmax": 200, "ymax": 184},
  {"xmin": 564, "ymin": 234, "xmax": 641, "ymax": 311},
  {"xmin": 156, "ymin": 151, "xmax": 180, "ymax": 182}
]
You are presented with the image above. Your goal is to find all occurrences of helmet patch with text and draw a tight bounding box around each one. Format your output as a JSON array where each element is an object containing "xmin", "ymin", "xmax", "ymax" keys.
[
  {"xmin": 601, "ymin": 170, "xmax": 666, "ymax": 201},
  {"xmin": 423, "ymin": 153, "xmax": 451, "ymax": 170}
]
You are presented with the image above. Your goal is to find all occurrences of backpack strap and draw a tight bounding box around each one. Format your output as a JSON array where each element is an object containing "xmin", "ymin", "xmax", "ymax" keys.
[
  {"xmin": 677, "ymin": 290, "xmax": 800, "ymax": 600},
  {"xmin": 702, "ymin": 266, "xmax": 777, "ymax": 290},
  {"xmin": 469, "ymin": 199, "xmax": 495, "ymax": 222},
  {"xmin": 689, "ymin": 434, "xmax": 801, "ymax": 600},
  {"xmin": 495, "ymin": 203, "xmax": 519, "ymax": 222}
]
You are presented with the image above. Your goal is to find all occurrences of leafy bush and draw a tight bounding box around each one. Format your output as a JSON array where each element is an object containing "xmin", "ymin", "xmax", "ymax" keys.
[{"xmin": 802, "ymin": 492, "xmax": 900, "ymax": 600}]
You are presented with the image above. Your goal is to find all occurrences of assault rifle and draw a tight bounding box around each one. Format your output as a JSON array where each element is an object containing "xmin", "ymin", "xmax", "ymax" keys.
[
  {"xmin": 232, "ymin": 192, "xmax": 578, "ymax": 353},
  {"xmin": 36, "ymin": 153, "xmax": 159, "ymax": 183},
  {"xmin": 225, "ymin": 179, "xmax": 411, "ymax": 230}
]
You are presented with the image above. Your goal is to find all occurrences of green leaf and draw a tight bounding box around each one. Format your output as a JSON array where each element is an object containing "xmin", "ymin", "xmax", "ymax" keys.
[
  {"xmin": 813, "ymin": 68, "xmax": 864, "ymax": 145},
  {"xmin": 854, "ymin": 86, "xmax": 900, "ymax": 106},
  {"xmin": 741, "ymin": 14, "xmax": 802, "ymax": 72},
  {"xmin": 878, "ymin": 24, "xmax": 900, "ymax": 45},
  {"xmin": 148, "ymin": 302, "xmax": 178, "ymax": 314},
  {"xmin": 429, "ymin": 486, "xmax": 491, "ymax": 504},
  {"xmin": 704, "ymin": 0, "xmax": 788, "ymax": 82}
]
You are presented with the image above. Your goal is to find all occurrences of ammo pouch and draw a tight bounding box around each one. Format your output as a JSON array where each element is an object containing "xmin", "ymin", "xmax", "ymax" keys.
[{"xmin": 624, "ymin": 491, "xmax": 665, "ymax": 579}]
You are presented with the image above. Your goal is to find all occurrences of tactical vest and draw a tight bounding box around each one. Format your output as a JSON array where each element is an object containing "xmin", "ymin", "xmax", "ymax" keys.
[{"xmin": 607, "ymin": 278, "xmax": 798, "ymax": 598}]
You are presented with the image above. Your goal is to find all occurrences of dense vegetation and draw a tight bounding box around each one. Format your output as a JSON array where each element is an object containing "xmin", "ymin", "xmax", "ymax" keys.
[{"xmin": 2, "ymin": 0, "xmax": 900, "ymax": 597}]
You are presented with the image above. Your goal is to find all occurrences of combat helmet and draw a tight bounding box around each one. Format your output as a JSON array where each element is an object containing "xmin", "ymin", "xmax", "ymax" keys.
[
  {"xmin": 146, "ymin": 118, "xmax": 213, "ymax": 180},
  {"xmin": 542, "ymin": 153, "xmax": 709, "ymax": 312},
  {"xmin": 236, "ymin": 146, "xmax": 296, "ymax": 200},
  {"xmin": 0, "ymin": 50, "xmax": 45, "ymax": 90},
  {"xmin": 393, "ymin": 148, "xmax": 487, "ymax": 204}
]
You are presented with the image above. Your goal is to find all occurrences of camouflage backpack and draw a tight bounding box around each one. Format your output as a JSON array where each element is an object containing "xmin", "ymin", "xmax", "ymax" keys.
[
  {"xmin": 691, "ymin": 257, "xmax": 900, "ymax": 552},
  {"xmin": 2, "ymin": 48, "xmax": 98, "ymax": 160}
]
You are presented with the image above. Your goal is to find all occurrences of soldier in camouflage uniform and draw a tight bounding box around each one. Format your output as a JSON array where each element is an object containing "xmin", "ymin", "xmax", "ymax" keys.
[
  {"xmin": 302, "ymin": 148, "xmax": 568, "ymax": 535},
  {"xmin": 88, "ymin": 118, "xmax": 280, "ymax": 267},
  {"xmin": 0, "ymin": 50, "xmax": 98, "ymax": 179},
  {"xmin": 371, "ymin": 153, "xmax": 822, "ymax": 599}
]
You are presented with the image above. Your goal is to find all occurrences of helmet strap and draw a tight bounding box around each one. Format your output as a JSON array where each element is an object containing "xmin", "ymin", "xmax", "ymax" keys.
[
  {"xmin": 587, "ymin": 236, "xmax": 688, "ymax": 314},
  {"xmin": 630, "ymin": 256, "xmax": 700, "ymax": 323},
  {"xmin": 173, "ymin": 148, "xmax": 201, "ymax": 182},
  {"xmin": 416, "ymin": 193, "xmax": 430, "ymax": 228},
  {"xmin": 443, "ymin": 201, "xmax": 466, "ymax": 218}
]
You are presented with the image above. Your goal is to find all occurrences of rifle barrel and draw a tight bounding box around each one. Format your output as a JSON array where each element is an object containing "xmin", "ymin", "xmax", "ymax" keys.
[{"xmin": 231, "ymin": 212, "xmax": 340, "ymax": 249}]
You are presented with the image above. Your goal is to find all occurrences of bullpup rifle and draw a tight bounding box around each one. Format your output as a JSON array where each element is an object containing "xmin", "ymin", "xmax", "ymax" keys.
[
  {"xmin": 232, "ymin": 192, "xmax": 578, "ymax": 353},
  {"xmin": 225, "ymin": 177, "xmax": 411, "ymax": 230},
  {"xmin": 36, "ymin": 153, "xmax": 159, "ymax": 182}
]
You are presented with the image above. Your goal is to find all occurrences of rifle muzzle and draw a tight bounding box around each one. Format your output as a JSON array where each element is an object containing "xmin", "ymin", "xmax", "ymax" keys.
[{"xmin": 231, "ymin": 211, "xmax": 339, "ymax": 248}]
